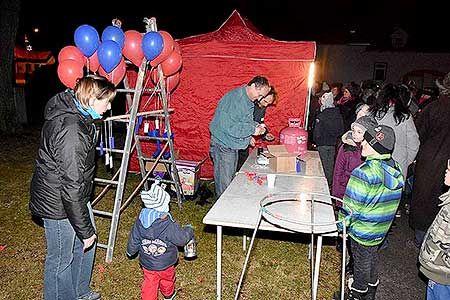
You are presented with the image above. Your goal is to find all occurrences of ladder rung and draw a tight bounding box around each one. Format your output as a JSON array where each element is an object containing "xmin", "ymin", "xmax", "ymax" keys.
[
  {"xmin": 94, "ymin": 178, "xmax": 119, "ymax": 185},
  {"xmin": 137, "ymin": 135, "xmax": 170, "ymax": 141},
  {"xmin": 92, "ymin": 209, "xmax": 113, "ymax": 217},
  {"xmin": 96, "ymin": 147, "xmax": 125, "ymax": 154},
  {"xmin": 141, "ymin": 157, "xmax": 174, "ymax": 163},
  {"xmin": 148, "ymin": 177, "xmax": 175, "ymax": 184},
  {"xmin": 96, "ymin": 242, "xmax": 107, "ymax": 249}
]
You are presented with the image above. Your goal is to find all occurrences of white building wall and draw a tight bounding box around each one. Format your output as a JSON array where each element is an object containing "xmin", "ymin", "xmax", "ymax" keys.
[{"xmin": 316, "ymin": 44, "xmax": 450, "ymax": 86}]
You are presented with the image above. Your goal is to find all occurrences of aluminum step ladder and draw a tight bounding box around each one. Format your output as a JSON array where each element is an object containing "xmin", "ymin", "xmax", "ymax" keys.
[{"xmin": 92, "ymin": 17, "xmax": 185, "ymax": 263}]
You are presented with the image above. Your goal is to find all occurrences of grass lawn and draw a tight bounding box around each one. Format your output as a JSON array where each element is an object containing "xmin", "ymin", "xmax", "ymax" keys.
[{"xmin": 0, "ymin": 128, "xmax": 341, "ymax": 300}]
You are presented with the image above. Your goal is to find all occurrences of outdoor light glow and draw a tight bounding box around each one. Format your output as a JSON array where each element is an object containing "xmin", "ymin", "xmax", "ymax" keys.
[
  {"xmin": 33, "ymin": 28, "xmax": 39, "ymax": 33},
  {"xmin": 307, "ymin": 62, "xmax": 315, "ymax": 88}
]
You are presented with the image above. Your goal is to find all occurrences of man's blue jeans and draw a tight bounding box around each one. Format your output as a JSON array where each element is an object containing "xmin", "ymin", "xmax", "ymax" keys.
[
  {"xmin": 43, "ymin": 203, "xmax": 97, "ymax": 300},
  {"xmin": 210, "ymin": 140, "xmax": 238, "ymax": 198},
  {"xmin": 427, "ymin": 280, "xmax": 450, "ymax": 300}
]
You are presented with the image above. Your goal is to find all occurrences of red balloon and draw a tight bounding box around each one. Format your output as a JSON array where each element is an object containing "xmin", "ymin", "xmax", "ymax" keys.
[
  {"xmin": 150, "ymin": 68, "xmax": 160, "ymax": 85},
  {"xmin": 123, "ymin": 30, "xmax": 144, "ymax": 67},
  {"xmin": 98, "ymin": 57, "xmax": 126, "ymax": 86},
  {"xmin": 58, "ymin": 45, "xmax": 84, "ymax": 65},
  {"xmin": 166, "ymin": 72, "xmax": 180, "ymax": 93},
  {"xmin": 85, "ymin": 50, "xmax": 100, "ymax": 72},
  {"xmin": 150, "ymin": 31, "xmax": 174, "ymax": 67},
  {"xmin": 57, "ymin": 59, "xmax": 84, "ymax": 89},
  {"xmin": 161, "ymin": 50, "xmax": 182, "ymax": 76},
  {"xmin": 174, "ymin": 41, "xmax": 182, "ymax": 55}
]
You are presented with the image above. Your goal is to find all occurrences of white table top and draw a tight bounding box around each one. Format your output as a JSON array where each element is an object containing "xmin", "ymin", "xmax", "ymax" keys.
[
  {"xmin": 239, "ymin": 149, "xmax": 325, "ymax": 177},
  {"xmin": 202, "ymin": 172, "xmax": 337, "ymax": 234}
]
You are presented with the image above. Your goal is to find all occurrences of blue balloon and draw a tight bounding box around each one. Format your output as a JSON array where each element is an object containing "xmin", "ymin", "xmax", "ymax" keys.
[
  {"xmin": 97, "ymin": 40, "xmax": 122, "ymax": 73},
  {"xmin": 74, "ymin": 24, "xmax": 99, "ymax": 57},
  {"xmin": 101, "ymin": 25, "xmax": 125, "ymax": 49},
  {"xmin": 142, "ymin": 32, "xmax": 164, "ymax": 61}
]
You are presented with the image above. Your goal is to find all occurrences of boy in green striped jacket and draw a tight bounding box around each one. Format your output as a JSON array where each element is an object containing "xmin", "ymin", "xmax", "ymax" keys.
[{"xmin": 338, "ymin": 124, "xmax": 405, "ymax": 300}]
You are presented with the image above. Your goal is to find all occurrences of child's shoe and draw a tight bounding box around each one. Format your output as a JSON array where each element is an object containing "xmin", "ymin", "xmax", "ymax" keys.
[{"xmin": 163, "ymin": 290, "xmax": 176, "ymax": 300}]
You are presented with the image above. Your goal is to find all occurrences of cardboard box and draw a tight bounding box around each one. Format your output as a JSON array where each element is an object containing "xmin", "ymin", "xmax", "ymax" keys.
[
  {"xmin": 172, "ymin": 159, "xmax": 203, "ymax": 195},
  {"xmin": 263, "ymin": 145, "xmax": 298, "ymax": 173}
]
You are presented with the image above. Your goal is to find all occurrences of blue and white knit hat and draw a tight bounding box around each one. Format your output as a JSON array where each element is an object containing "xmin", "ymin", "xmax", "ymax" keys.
[{"xmin": 140, "ymin": 183, "xmax": 171, "ymax": 212}]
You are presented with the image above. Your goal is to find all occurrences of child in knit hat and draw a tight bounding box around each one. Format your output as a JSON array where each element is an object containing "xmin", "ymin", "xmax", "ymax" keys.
[
  {"xmin": 332, "ymin": 115, "xmax": 379, "ymax": 203},
  {"xmin": 337, "ymin": 124, "xmax": 404, "ymax": 300},
  {"xmin": 127, "ymin": 183, "xmax": 194, "ymax": 300},
  {"xmin": 332, "ymin": 116, "xmax": 378, "ymax": 273}
]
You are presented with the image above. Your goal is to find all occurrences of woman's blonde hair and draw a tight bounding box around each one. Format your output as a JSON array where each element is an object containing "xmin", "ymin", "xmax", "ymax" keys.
[{"xmin": 74, "ymin": 75, "xmax": 117, "ymax": 108}]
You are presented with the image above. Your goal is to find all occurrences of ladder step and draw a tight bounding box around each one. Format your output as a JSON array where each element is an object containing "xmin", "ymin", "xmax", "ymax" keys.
[
  {"xmin": 148, "ymin": 177, "xmax": 176, "ymax": 185},
  {"xmin": 94, "ymin": 178, "xmax": 119, "ymax": 185},
  {"xmin": 96, "ymin": 147, "xmax": 125, "ymax": 154},
  {"xmin": 96, "ymin": 242, "xmax": 107, "ymax": 249},
  {"xmin": 92, "ymin": 209, "xmax": 113, "ymax": 217},
  {"xmin": 137, "ymin": 135, "xmax": 171, "ymax": 141},
  {"xmin": 142, "ymin": 157, "xmax": 174, "ymax": 163}
]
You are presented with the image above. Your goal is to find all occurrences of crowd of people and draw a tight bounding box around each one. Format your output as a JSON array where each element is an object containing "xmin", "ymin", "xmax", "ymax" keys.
[
  {"xmin": 27, "ymin": 71, "xmax": 450, "ymax": 300},
  {"xmin": 306, "ymin": 76, "xmax": 450, "ymax": 300},
  {"xmin": 207, "ymin": 74, "xmax": 450, "ymax": 300}
]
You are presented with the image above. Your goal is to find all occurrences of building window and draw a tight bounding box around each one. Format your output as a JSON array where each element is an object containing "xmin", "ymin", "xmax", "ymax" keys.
[{"xmin": 374, "ymin": 63, "xmax": 387, "ymax": 81}]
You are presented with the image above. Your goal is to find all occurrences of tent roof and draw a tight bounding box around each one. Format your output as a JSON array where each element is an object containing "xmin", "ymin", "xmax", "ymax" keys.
[{"xmin": 178, "ymin": 10, "xmax": 316, "ymax": 61}]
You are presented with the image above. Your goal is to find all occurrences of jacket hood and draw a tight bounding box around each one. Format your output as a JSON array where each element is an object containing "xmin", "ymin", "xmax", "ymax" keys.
[
  {"xmin": 341, "ymin": 130, "xmax": 357, "ymax": 146},
  {"xmin": 367, "ymin": 155, "xmax": 404, "ymax": 190},
  {"xmin": 139, "ymin": 208, "xmax": 173, "ymax": 229},
  {"xmin": 44, "ymin": 91, "xmax": 83, "ymax": 121}
]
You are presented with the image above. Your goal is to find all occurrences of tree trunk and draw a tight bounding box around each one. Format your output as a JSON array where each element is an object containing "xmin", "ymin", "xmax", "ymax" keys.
[{"xmin": 0, "ymin": 0, "xmax": 21, "ymax": 135}]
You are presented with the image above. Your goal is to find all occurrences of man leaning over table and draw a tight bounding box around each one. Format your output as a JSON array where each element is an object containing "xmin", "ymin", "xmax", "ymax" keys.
[{"xmin": 209, "ymin": 75, "xmax": 271, "ymax": 198}]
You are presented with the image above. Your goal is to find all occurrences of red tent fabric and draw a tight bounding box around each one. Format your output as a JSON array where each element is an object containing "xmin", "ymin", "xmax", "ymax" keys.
[{"xmin": 128, "ymin": 10, "xmax": 315, "ymax": 178}]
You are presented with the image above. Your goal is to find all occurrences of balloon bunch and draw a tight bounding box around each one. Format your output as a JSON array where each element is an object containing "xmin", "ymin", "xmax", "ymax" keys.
[
  {"xmin": 57, "ymin": 22, "xmax": 182, "ymax": 93},
  {"xmin": 140, "ymin": 30, "xmax": 182, "ymax": 93}
]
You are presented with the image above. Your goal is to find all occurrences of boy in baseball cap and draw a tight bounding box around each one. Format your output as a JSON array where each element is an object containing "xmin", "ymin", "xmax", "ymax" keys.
[{"xmin": 338, "ymin": 124, "xmax": 404, "ymax": 300}]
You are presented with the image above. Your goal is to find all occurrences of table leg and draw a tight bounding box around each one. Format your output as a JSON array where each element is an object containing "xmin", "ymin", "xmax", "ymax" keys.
[
  {"xmin": 312, "ymin": 235, "xmax": 323, "ymax": 300},
  {"xmin": 217, "ymin": 225, "xmax": 222, "ymax": 300}
]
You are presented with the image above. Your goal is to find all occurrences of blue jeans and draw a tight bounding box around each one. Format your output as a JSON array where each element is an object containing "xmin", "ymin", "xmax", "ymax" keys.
[
  {"xmin": 427, "ymin": 280, "xmax": 450, "ymax": 300},
  {"xmin": 209, "ymin": 140, "xmax": 238, "ymax": 198},
  {"xmin": 43, "ymin": 203, "xmax": 97, "ymax": 300}
]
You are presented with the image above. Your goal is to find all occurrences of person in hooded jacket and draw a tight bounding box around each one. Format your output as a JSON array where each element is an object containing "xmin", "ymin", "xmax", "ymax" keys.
[
  {"xmin": 29, "ymin": 75, "xmax": 117, "ymax": 300},
  {"xmin": 313, "ymin": 91, "xmax": 345, "ymax": 189},
  {"xmin": 127, "ymin": 183, "xmax": 194, "ymax": 300},
  {"xmin": 338, "ymin": 124, "xmax": 405, "ymax": 300}
]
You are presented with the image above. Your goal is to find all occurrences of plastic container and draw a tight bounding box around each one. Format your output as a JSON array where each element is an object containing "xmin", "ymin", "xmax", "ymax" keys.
[{"xmin": 279, "ymin": 118, "xmax": 308, "ymax": 157}]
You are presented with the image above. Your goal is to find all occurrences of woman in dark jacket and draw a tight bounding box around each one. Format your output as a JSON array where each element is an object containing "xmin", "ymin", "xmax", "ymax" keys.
[{"xmin": 29, "ymin": 75, "xmax": 116, "ymax": 300}]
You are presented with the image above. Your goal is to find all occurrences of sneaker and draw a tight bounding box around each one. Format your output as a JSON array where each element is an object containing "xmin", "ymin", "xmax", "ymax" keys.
[
  {"xmin": 78, "ymin": 291, "xmax": 101, "ymax": 300},
  {"xmin": 395, "ymin": 209, "xmax": 402, "ymax": 218},
  {"xmin": 163, "ymin": 290, "xmax": 177, "ymax": 300}
]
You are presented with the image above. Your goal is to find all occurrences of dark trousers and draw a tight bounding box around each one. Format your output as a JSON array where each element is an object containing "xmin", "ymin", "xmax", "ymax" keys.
[{"xmin": 350, "ymin": 238, "xmax": 379, "ymax": 293}]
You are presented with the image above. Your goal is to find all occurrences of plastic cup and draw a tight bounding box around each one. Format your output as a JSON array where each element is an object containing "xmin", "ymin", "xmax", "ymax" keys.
[{"xmin": 267, "ymin": 174, "xmax": 276, "ymax": 188}]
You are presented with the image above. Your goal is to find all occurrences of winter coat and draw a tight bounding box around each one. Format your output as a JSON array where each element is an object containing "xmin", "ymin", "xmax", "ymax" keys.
[
  {"xmin": 419, "ymin": 190, "xmax": 450, "ymax": 285},
  {"xmin": 332, "ymin": 131, "xmax": 363, "ymax": 200},
  {"xmin": 127, "ymin": 208, "xmax": 194, "ymax": 271},
  {"xmin": 338, "ymin": 154, "xmax": 404, "ymax": 246},
  {"xmin": 313, "ymin": 107, "xmax": 345, "ymax": 146},
  {"xmin": 375, "ymin": 106, "xmax": 420, "ymax": 176},
  {"xmin": 29, "ymin": 91, "xmax": 97, "ymax": 240},
  {"xmin": 410, "ymin": 95, "xmax": 450, "ymax": 231}
]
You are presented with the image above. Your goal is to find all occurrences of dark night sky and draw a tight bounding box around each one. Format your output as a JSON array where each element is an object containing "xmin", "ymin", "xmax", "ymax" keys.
[{"xmin": 18, "ymin": 0, "xmax": 448, "ymax": 55}]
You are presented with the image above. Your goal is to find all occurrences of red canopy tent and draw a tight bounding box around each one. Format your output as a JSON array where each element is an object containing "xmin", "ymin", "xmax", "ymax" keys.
[{"xmin": 128, "ymin": 10, "xmax": 315, "ymax": 178}]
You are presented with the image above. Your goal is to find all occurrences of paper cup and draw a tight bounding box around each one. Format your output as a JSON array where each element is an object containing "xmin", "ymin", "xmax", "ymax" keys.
[{"xmin": 267, "ymin": 174, "xmax": 276, "ymax": 188}]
